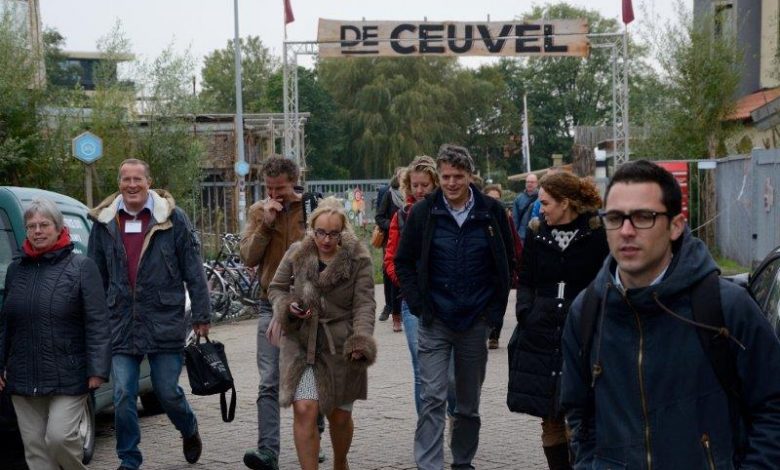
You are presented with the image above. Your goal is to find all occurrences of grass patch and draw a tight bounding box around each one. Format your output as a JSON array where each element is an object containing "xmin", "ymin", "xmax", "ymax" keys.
[{"xmin": 715, "ymin": 255, "xmax": 749, "ymax": 276}]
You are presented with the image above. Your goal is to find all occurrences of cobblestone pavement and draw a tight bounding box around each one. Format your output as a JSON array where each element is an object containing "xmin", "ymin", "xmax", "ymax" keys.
[{"xmin": 83, "ymin": 288, "xmax": 546, "ymax": 469}]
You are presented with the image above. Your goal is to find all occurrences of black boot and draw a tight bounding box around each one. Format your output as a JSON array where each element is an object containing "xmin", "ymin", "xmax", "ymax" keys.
[{"xmin": 543, "ymin": 443, "xmax": 572, "ymax": 470}]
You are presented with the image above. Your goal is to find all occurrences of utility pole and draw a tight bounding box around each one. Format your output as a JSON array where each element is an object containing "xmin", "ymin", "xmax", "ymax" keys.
[{"xmin": 233, "ymin": 0, "xmax": 247, "ymax": 231}]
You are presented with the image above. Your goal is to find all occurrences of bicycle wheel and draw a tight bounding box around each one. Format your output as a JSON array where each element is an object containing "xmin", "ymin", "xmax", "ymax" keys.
[{"xmin": 204, "ymin": 265, "xmax": 231, "ymax": 322}]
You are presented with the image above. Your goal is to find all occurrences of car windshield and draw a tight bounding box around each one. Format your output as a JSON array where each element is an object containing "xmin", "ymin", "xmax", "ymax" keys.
[{"xmin": 62, "ymin": 213, "xmax": 91, "ymax": 254}]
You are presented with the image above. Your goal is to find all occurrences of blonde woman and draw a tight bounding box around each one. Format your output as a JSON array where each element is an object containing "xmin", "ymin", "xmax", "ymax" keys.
[
  {"xmin": 268, "ymin": 197, "xmax": 377, "ymax": 470},
  {"xmin": 383, "ymin": 156, "xmax": 441, "ymax": 414}
]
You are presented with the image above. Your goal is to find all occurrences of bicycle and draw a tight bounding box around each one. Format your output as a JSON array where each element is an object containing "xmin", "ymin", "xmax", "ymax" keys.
[{"xmin": 204, "ymin": 234, "xmax": 260, "ymax": 322}]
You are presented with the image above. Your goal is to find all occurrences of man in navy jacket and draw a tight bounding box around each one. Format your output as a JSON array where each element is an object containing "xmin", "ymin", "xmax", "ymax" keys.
[
  {"xmin": 561, "ymin": 160, "xmax": 780, "ymax": 469},
  {"xmin": 89, "ymin": 159, "xmax": 211, "ymax": 470},
  {"xmin": 395, "ymin": 144, "xmax": 514, "ymax": 470}
]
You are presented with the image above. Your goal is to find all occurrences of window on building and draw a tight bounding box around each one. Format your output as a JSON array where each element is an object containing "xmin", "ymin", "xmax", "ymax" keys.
[{"xmin": 714, "ymin": 2, "xmax": 734, "ymax": 39}]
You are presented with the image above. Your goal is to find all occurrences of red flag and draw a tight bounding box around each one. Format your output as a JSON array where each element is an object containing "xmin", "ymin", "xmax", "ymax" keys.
[
  {"xmin": 284, "ymin": 0, "xmax": 295, "ymax": 24},
  {"xmin": 622, "ymin": 0, "xmax": 635, "ymax": 24}
]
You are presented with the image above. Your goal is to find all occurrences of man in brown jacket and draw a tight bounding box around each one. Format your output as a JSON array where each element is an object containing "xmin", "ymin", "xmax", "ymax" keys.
[{"xmin": 240, "ymin": 157, "xmax": 307, "ymax": 470}]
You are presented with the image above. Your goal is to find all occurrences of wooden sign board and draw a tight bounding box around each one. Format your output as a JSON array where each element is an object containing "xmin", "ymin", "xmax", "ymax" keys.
[{"xmin": 318, "ymin": 19, "xmax": 589, "ymax": 58}]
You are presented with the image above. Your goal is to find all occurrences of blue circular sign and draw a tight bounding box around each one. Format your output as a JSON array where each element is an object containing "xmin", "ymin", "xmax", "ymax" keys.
[
  {"xmin": 235, "ymin": 160, "xmax": 250, "ymax": 177},
  {"xmin": 72, "ymin": 132, "xmax": 103, "ymax": 164}
]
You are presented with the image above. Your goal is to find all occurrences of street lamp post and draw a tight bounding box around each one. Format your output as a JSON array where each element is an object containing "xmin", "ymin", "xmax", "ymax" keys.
[{"xmin": 233, "ymin": 0, "xmax": 247, "ymax": 231}]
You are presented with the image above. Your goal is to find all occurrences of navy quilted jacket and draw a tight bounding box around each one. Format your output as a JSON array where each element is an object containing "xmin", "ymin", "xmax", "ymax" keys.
[{"xmin": 0, "ymin": 245, "xmax": 111, "ymax": 396}]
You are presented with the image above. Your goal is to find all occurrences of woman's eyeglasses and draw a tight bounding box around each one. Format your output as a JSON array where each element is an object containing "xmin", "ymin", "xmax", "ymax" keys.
[
  {"xmin": 313, "ymin": 229, "xmax": 342, "ymax": 240},
  {"xmin": 25, "ymin": 221, "xmax": 54, "ymax": 231}
]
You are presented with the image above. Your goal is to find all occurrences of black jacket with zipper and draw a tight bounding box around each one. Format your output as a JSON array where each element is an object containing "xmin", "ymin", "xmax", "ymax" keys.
[
  {"xmin": 507, "ymin": 213, "xmax": 608, "ymax": 418},
  {"xmin": 0, "ymin": 244, "xmax": 111, "ymax": 396}
]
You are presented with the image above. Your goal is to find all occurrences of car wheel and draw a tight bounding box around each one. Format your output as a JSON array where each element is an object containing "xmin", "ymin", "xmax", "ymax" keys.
[
  {"xmin": 80, "ymin": 395, "xmax": 96, "ymax": 464},
  {"xmin": 139, "ymin": 392, "xmax": 165, "ymax": 415}
]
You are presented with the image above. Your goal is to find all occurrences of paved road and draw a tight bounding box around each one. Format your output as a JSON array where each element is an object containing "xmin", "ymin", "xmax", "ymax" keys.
[{"xmin": 84, "ymin": 287, "xmax": 547, "ymax": 469}]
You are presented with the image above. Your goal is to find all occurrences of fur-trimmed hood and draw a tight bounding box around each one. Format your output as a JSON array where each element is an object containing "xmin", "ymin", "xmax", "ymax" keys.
[
  {"xmin": 89, "ymin": 189, "xmax": 176, "ymax": 225},
  {"xmin": 286, "ymin": 231, "xmax": 370, "ymax": 315}
]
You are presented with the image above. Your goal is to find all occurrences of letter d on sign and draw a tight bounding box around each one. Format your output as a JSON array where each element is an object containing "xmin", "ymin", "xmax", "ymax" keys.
[{"xmin": 340, "ymin": 25, "xmax": 361, "ymax": 47}]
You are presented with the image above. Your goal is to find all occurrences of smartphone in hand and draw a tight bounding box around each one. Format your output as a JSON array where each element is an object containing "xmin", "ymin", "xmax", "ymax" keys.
[{"xmin": 290, "ymin": 302, "xmax": 311, "ymax": 318}]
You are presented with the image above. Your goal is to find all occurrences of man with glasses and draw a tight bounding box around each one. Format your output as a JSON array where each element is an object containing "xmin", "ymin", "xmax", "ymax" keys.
[
  {"xmin": 240, "ymin": 156, "xmax": 316, "ymax": 470},
  {"xmin": 560, "ymin": 160, "xmax": 780, "ymax": 468}
]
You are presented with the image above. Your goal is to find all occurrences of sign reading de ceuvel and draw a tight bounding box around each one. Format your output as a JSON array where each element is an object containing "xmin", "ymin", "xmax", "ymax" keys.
[{"xmin": 317, "ymin": 19, "xmax": 589, "ymax": 58}]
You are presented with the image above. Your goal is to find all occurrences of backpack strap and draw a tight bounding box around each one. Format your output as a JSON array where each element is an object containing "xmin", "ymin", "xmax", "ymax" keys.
[
  {"xmin": 691, "ymin": 271, "xmax": 742, "ymax": 406},
  {"xmin": 578, "ymin": 282, "xmax": 602, "ymax": 387}
]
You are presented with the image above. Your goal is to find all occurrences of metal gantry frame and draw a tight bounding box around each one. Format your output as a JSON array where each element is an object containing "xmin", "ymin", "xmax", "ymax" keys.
[
  {"xmin": 283, "ymin": 41, "xmax": 318, "ymax": 176},
  {"xmin": 283, "ymin": 31, "xmax": 630, "ymax": 172},
  {"xmin": 589, "ymin": 32, "xmax": 630, "ymax": 168}
]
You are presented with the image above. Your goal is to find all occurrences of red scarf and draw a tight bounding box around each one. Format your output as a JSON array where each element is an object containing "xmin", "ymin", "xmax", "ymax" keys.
[{"xmin": 22, "ymin": 226, "xmax": 72, "ymax": 258}]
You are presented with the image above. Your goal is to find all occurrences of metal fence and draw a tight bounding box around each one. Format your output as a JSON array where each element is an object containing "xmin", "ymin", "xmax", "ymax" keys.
[
  {"xmin": 715, "ymin": 149, "xmax": 780, "ymax": 268},
  {"xmin": 192, "ymin": 179, "xmax": 388, "ymax": 237}
]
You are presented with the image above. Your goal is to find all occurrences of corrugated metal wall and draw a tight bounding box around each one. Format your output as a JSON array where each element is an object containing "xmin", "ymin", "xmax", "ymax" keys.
[{"xmin": 715, "ymin": 149, "xmax": 780, "ymax": 267}]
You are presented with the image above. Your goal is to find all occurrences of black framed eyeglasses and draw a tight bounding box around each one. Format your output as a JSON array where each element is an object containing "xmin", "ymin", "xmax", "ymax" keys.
[
  {"xmin": 599, "ymin": 210, "xmax": 670, "ymax": 230},
  {"xmin": 313, "ymin": 229, "xmax": 342, "ymax": 240}
]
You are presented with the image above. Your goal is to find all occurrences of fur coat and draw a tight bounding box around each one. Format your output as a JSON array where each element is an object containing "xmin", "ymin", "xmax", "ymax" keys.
[{"xmin": 267, "ymin": 231, "xmax": 377, "ymax": 415}]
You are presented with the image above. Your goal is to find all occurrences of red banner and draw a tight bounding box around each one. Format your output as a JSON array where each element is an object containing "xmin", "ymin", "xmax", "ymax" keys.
[
  {"xmin": 284, "ymin": 0, "xmax": 295, "ymax": 24},
  {"xmin": 622, "ymin": 0, "xmax": 635, "ymax": 24}
]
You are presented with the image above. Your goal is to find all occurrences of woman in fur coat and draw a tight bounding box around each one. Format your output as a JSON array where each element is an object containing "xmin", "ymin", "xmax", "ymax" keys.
[{"xmin": 267, "ymin": 197, "xmax": 377, "ymax": 470}]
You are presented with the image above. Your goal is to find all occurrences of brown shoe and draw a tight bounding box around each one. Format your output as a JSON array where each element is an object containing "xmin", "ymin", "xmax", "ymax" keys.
[
  {"xmin": 392, "ymin": 313, "xmax": 402, "ymax": 332},
  {"xmin": 183, "ymin": 431, "xmax": 202, "ymax": 464},
  {"xmin": 488, "ymin": 338, "xmax": 499, "ymax": 349}
]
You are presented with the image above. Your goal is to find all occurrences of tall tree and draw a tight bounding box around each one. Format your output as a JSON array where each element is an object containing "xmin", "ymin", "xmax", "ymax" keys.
[
  {"xmin": 199, "ymin": 36, "xmax": 278, "ymax": 113},
  {"xmin": 498, "ymin": 4, "xmax": 625, "ymax": 169},
  {"xmin": 0, "ymin": 10, "xmax": 41, "ymax": 186},
  {"xmin": 319, "ymin": 57, "xmax": 499, "ymax": 177},
  {"xmin": 634, "ymin": 6, "xmax": 741, "ymax": 158},
  {"xmin": 265, "ymin": 66, "xmax": 349, "ymax": 179},
  {"xmin": 133, "ymin": 44, "xmax": 204, "ymax": 209}
]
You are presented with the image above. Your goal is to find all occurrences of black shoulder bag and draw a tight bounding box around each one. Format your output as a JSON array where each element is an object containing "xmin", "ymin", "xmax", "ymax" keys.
[{"xmin": 184, "ymin": 335, "xmax": 236, "ymax": 422}]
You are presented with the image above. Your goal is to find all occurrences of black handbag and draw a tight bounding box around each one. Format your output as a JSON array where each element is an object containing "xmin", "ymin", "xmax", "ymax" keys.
[{"xmin": 184, "ymin": 335, "xmax": 236, "ymax": 422}]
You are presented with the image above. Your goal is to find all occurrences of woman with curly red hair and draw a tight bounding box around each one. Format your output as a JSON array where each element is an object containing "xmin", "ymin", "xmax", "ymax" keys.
[{"xmin": 507, "ymin": 172, "xmax": 609, "ymax": 469}]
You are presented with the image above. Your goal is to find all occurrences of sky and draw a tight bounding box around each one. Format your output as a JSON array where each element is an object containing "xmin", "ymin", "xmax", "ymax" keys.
[{"xmin": 38, "ymin": 0, "xmax": 690, "ymax": 71}]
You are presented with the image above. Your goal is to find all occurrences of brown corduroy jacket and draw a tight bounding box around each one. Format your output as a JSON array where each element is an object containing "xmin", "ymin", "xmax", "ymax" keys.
[{"xmin": 240, "ymin": 197, "xmax": 306, "ymax": 300}]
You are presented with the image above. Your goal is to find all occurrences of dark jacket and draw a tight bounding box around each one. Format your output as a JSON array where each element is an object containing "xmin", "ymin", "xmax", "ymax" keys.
[
  {"xmin": 0, "ymin": 245, "xmax": 111, "ymax": 396},
  {"xmin": 394, "ymin": 186, "xmax": 514, "ymax": 329},
  {"xmin": 512, "ymin": 190, "xmax": 538, "ymax": 241},
  {"xmin": 88, "ymin": 190, "xmax": 210, "ymax": 355},
  {"xmin": 561, "ymin": 230, "xmax": 780, "ymax": 469},
  {"xmin": 507, "ymin": 213, "xmax": 607, "ymax": 418},
  {"xmin": 375, "ymin": 187, "xmax": 403, "ymax": 247}
]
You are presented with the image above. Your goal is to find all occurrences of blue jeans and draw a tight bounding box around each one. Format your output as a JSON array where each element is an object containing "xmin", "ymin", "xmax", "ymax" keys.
[
  {"xmin": 414, "ymin": 316, "xmax": 489, "ymax": 470},
  {"xmin": 402, "ymin": 301, "xmax": 456, "ymax": 417},
  {"xmin": 112, "ymin": 353, "xmax": 198, "ymax": 470}
]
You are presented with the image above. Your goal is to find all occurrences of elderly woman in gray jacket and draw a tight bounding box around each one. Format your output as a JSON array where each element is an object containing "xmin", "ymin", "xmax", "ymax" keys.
[
  {"xmin": 0, "ymin": 198, "xmax": 111, "ymax": 470},
  {"xmin": 268, "ymin": 197, "xmax": 377, "ymax": 470}
]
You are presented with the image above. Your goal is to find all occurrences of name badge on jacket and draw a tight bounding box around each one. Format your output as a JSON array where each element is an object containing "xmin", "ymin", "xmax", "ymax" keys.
[{"xmin": 125, "ymin": 220, "xmax": 142, "ymax": 233}]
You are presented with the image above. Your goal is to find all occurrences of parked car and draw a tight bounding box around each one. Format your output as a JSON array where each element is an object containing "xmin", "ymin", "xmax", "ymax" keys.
[
  {"xmin": 0, "ymin": 186, "xmax": 163, "ymax": 465},
  {"xmin": 747, "ymin": 246, "xmax": 780, "ymax": 335}
]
